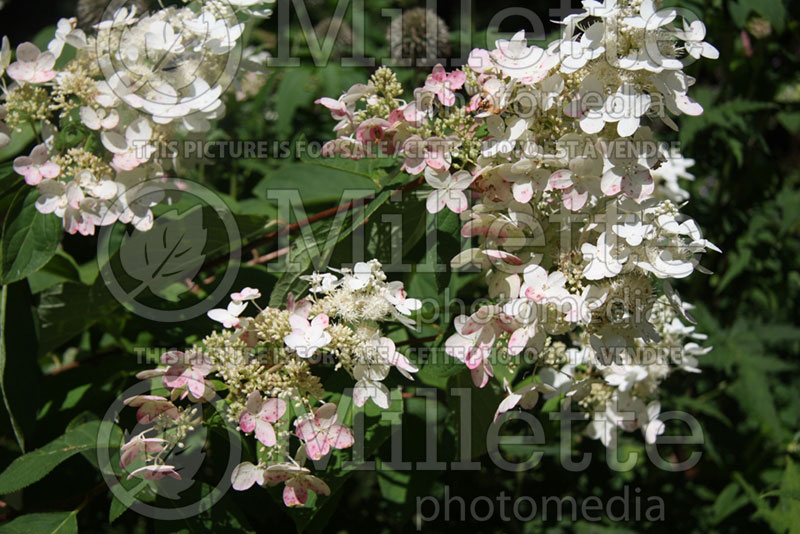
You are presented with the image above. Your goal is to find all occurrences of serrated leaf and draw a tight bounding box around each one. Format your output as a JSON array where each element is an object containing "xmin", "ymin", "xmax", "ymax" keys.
[
  {"xmin": 0, "ymin": 511, "xmax": 77, "ymax": 534},
  {"xmin": 0, "ymin": 420, "xmax": 121, "ymax": 494},
  {"xmin": 1, "ymin": 189, "xmax": 61, "ymax": 284}
]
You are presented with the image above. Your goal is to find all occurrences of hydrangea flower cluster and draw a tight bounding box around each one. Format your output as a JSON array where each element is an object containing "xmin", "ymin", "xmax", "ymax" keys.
[
  {"xmin": 120, "ymin": 260, "xmax": 420, "ymax": 506},
  {"xmin": 318, "ymin": 0, "xmax": 719, "ymax": 448},
  {"xmin": 1, "ymin": 1, "xmax": 273, "ymax": 235}
]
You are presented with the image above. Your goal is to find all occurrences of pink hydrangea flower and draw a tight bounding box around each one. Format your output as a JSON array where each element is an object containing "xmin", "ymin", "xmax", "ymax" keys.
[
  {"xmin": 284, "ymin": 313, "xmax": 331, "ymax": 359},
  {"xmin": 263, "ymin": 463, "xmax": 331, "ymax": 507},
  {"xmin": 13, "ymin": 144, "xmax": 60, "ymax": 185},
  {"xmin": 494, "ymin": 379, "xmax": 556, "ymax": 422},
  {"xmin": 123, "ymin": 395, "xmax": 179, "ymax": 424},
  {"xmin": 6, "ymin": 42, "xmax": 56, "ymax": 83},
  {"xmin": 294, "ymin": 403, "xmax": 354, "ymax": 460},
  {"xmin": 119, "ymin": 435, "xmax": 167, "ymax": 469},
  {"xmin": 401, "ymin": 135, "xmax": 454, "ymax": 175},
  {"xmin": 238, "ymin": 391, "xmax": 286, "ymax": 447},
  {"xmin": 127, "ymin": 464, "xmax": 181, "ymax": 481},
  {"xmin": 423, "ymin": 167, "xmax": 474, "ymax": 214},
  {"xmin": 161, "ymin": 350, "xmax": 214, "ymax": 401},
  {"xmin": 423, "ymin": 64, "xmax": 466, "ymax": 106}
]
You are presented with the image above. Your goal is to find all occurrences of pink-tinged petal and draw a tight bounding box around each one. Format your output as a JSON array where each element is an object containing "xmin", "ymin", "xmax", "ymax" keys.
[
  {"xmin": 30, "ymin": 69, "xmax": 56, "ymax": 83},
  {"xmin": 161, "ymin": 351, "xmax": 184, "ymax": 365},
  {"xmin": 403, "ymin": 157, "xmax": 426, "ymax": 175},
  {"xmin": 16, "ymin": 42, "xmax": 40, "ymax": 62},
  {"xmin": 352, "ymin": 384, "xmax": 369, "ymax": 407},
  {"xmin": 255, "ymin": 420, "xmax": 277, "ymax": 447},
  {"xmin": 113, "ymin": 151, "xmax": 143, "ymax": 171},
  {"xmin": 263, "ymin": 466, "xmax": 295, "ymax": 484},
  {"xmin": 246, "ymin": 390, "xmax": 262, "ymax": 414},
  {"xmin": 637, "ymin": 177, "xmax": 655, "ymax": 201},
  {"xmin": 120, "ymin": 445, "xmax": 142, "ymax": 469},
  {"xmin": 494, "ymin": 394, "xmax": 522, "ymax": 421},
  {"xmin": 6, "ymin": 62, "xmax": 33, "ymax": 81},
  {"xmin": 304, "ymin": 435, "xmax": 331, "ymax": 460},
  {"xmin": 22, "ymin": 168, "xmax": 43, "ymax": 186},
  {"xmin": 426, "ymin": 190, "xmax": 447, "ymax": 214},
  {"xmin": 448, "ymin": 70, "xmax": 466, "ymax": 88},
  {"xmin": 484, "ymin": 249, "xmax": 523, "ymax": 265},
  {"xmin": 444, "ymin": 191, "xmax": 468, "ymax": 213},
  {"xmin": 430, "ymin": 64, "xmax": 447, "ymax": 82},
  {"xmin": 326, "ymin": 425, "xmax": 354, "ymax": 449},
  {"xmin": 163, "ymin": 366, "xmax": 188, "ymax": 389},
  {"xmin": 438, "ymin": 89, "xmax": 456, "ymax": 107},
  {"xmin": 464, "ymin": 345, "xmax": 485, "ymax": 370},
  {"xmin": 301, "ymin": 475, "xmax": 331, "ymax": 496},
  {"xmin": 186, "ymin": 375, "xmax": 207, "ymax": 399},
  {"xmin": 563, "ymin": 187, "xmax": 588, "ymax": 211},
  {"xmin": 12, "ymin": 156, "xmax": 32, "ymax": 173},
  {"xmin": 231, "ymin": 461, "xmax": 261, "ymax": 490},
  {"xmin": 128, "ymin": 465, "xmax": 181, "ymax": 481},
  {"xmin": 313, "ymin": 403, "xmax": 338, "ymax": 429},
  {"xmin": 239, "ymin": 411, "xmax": 256, "ymax": 433},
  {"xmin": 507, "ymin": 328, "xmax": 530, "ymax": 355},
  {"xmin": 461, "ymin": 219, "xmax": 488, "ymax": 238},
  {"xmin": 525, "ymin": 286, "xmax": 546, "ymax": 302},
  {"xmin": 512, "ymin": 181, "xmax": 534, "ymax": 203},
  {"xmin": 136, "ymin": 368, "xmax": 165, "ymax": 380},
  {"xmin": 426, "ymin": 151, "xmax": 448, "ymax": 170},
  {"xmin": 548, "ymin": 170, "xmax": 574, "ymax": 190},
  {"xmin": 283, "ymin": 480, "xmax": 308, "ymax": 506},
  {"xmin": 471, "ymin": 359, "xmax": 493, "ymax": 388},
  {"xmin": 310, "ymin": 314, "xmax": 329, "ymax": 329},
  {"xmin": 294, "ymin": 418, "xmax": 318, "ymax": 441},
  {"xmin": 600, "ymin": 171, "xmax": 622, "ymax": 196},
  {"xmin": 259, "ymin": 398, "xmax": 287, "ymax": 422}
]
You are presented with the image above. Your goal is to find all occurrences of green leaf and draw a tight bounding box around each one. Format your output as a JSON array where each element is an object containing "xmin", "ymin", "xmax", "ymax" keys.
[
  {"xmin": 1, "ymin": 189, "xmax": 62, "ymax": 284},
  {"xmin": 268, "ymin": 183, "xmax": 408, "ymax": 307},
  {"xmin": 0, "ymin": 420, "xmax": 120, "ymax": 494},
  {"xmin": 0, "ymin": 284, "xmax": 25, "ymax": 451},
  {"xmin": 274, "ymin": 68, "xmax": 314, "ymax": 135},
  {"xmin": 711, "ymin": 483, "xmax": 747, "ymax": 524},
  {"xmin": 37, "ymin": 279, "xmax": 119, "ymax": 355},
  {"xmin": 253, "ymin": 163, "xmax": 379, "ymax": 206},
  {"xmin": 0, "ymin": 282, "xmax": 41, "ymax": 452},
  {"xmin": 434, "ymin": 209, "xmax": 461, "ymax": 293},
  {"xmin": 0, "ymin": 511, "xmax": 77, "ymax": 534},
  {"xmin": 27, "ymin": 252, "xmax": 82, "ymax": 294}
]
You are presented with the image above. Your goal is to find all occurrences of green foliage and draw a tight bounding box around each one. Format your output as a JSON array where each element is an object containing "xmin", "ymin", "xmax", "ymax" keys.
[
  {"xmin": 1, "ymin": 189, "xmax": 61, "ymax": 284},
  {"xmin": 0, "ymin": 511, "xmax": 78, "ymax": 534},
  {"xmin": 0, "ymin": 421, "xmax": 119, "ymax": 495}
]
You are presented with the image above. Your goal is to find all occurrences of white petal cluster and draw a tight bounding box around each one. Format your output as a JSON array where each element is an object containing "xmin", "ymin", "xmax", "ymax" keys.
[
  {"xmin": 318, "ymin": 0, "xmax": 720, "ymax": 449},
  {"xmin": 2, "ymin": 2, "xmax": 273, "ymax": 235}
]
